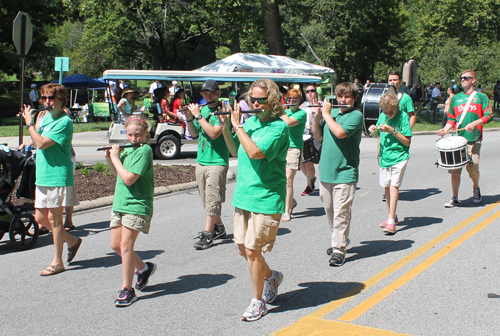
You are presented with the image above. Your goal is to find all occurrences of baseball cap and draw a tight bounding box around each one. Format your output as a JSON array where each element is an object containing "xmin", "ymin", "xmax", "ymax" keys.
[
  {"xmin": 172, "ymin": 81, "xmax": 178, "ymax": 85},
  {"xmin": 451, "ymin": 79, "xmax": 456, "ymax": 83},
  {"xmin": 201, "ymin": 79, "xmax": 219, "ymax": 93},
  {"xmin": 31, "ymin": 84, "xmax": 37, "ymax": 88}
]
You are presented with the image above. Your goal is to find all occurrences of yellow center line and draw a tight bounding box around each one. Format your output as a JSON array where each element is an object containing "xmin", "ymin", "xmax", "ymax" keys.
[
  {"xmin": 340, "ymin": 206, "xmax": 500, "ymax": 321},
  {"xmin": 272, "ymin": 202, "xmax": 500, "ymax": 335}
]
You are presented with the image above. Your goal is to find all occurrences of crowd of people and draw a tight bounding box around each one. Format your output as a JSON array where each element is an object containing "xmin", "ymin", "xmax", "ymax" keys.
[{"xmin": 21, "ymin": 68, "xmax": 493, "ymax": 321}]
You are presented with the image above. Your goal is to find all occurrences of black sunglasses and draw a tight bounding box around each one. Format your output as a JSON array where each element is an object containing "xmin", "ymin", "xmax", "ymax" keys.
[
  {"xmin": 249, "ymin": 97, "xmax": 268, "ymax": 104},
  {"xmin": 41, "ymin": 95, "xmax": 56, "ymax": 100},
  {"xmin": 460, "ymin": 76, "xmax": 474, "ymax": 81},
  {"xmin": 306, "ymin": 89, "xmax": 316, "ymax": 93}
]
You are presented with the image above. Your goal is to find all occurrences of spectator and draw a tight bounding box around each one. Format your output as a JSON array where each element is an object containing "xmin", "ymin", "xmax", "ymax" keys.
[
  {"xmin": 149, "ymin": 80, "xmax": 162, "ymax": 100},
  {"xmin": 29, "ymin": 84, "xmax": 40, "ymax": 109}
]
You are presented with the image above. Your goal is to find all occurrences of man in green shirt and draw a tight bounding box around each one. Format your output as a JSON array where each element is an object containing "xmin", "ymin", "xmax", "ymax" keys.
[
  {"xmin": 388, "ymin": 70, "xmax": 416, "ymax": 128},
  {"xmin": 437, "ymin": 69, "xmax": 492, "ymax": 207},
  {"xmin": 312, "ymin": 82, "xmax": 363, "ymax": 267},
  {"xmin": 185, "ymin": 80, "xmax": 230, "ymax": 249}
]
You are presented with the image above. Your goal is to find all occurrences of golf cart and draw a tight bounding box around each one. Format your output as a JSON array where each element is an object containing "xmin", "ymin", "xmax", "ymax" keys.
[{"xmin": 102, "ymin": 70, "xmax": 322, "ymax": 159}]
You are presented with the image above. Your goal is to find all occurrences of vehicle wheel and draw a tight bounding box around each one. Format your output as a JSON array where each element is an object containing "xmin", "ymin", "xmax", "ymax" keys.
[
  {"xmin": 155, "ymin": 135, "xmax": 181, "ymax": 160},
  {"xmin": 9, "ymin": 213, "xmax": 38, "ymax": 250}
]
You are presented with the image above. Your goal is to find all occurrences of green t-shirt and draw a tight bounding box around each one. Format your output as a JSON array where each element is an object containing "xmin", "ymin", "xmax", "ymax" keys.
[
  {"xmin": 112, "ymin": 145, "xmax": 154, "ymax": 216},
  {"xmin": 376, "ymin": 111, "xmax": 412, "ymax": 168},
  {"xmin": 285, "ymin": 108, "xmax": 307, "ymax": 149},
  {"xmin": 448, "ymin": 91, "xmax": 492, "ymax": 142},
  {"xmin": 232, "ymin": 116, "xmax": 289, "ymax": 214},
  {"xmin": 399, "ymin": 92, "xmax": 415, "ymax": 115},
  {"xmin": 319, "ymin": 108, "xmax": 363, "ymax": 184},
  {"xmin": 194, "ymin": 105, "xmax": 230, "ymax": 166},
  {"xmin": 36, "ymin": 113, "xmax": 74, "ymax": 187}
]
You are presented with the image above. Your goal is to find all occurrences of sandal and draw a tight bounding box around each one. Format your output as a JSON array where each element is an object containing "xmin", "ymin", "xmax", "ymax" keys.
[
  {"xmin": 290, "ymin": 199, "xmax": 298, "ymax": 215},
  {"xmin": 66, "ymin": 238, "xmax": 82, "ymax": 263},
  {"xmin": 64, "ymin": 225, "xmax": 76, "ymax": 231},
  {"xmin": 40, "ymin": 264, "xmax": 65, "ymax": 276},
  {"xmin": 383, "ymin": 224, "xmax": 396, "ymax": 235},
  {"xmin": 282, "ymin": 212, "xmax": 291, "ymax": 222}
]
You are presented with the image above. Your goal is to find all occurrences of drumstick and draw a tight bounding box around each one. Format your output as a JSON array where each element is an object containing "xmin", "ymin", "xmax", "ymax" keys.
[
  {"xmin": 368, "ymin": 115, "xmax": 395, "ymax": 136},
  {"xmin": 212, "ymin": 110, "xmax": 262, "ymax": 116},
  {"xmin": 443, "ymin": 127, "xmax": 467, "ymax": 134},
  {"xmin": 177, "ymin": 101, "xmax": 217, "ymax": 112}
]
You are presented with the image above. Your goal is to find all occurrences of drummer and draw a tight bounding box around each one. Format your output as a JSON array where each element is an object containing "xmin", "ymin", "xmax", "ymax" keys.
[
  {"xmin": 388, "ymin": 71, "xmax": 416, "ymax": 128},
  {"xmin": 368, "ymin": 93, "xmax": 412, "ymax": 235},
  {"xmin": 437, "ymin": 69, "xmax": 492, "ymax": 207}
]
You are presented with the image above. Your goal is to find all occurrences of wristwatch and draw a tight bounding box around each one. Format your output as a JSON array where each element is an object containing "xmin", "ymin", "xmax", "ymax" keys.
[
  {"xmin": 391, "ymin": 128, "xmax": 397, "ymax": 135},
  {"xmin": 26, "ymin": 123, "xmax": 34, "ymax": 129},
  {"xmin": 196, "ymin": 115, "xmax": 203, "ymax": 121},
  {"xmin": 186, "ymin": 118, "xmax": 194, "ymax": 122}
]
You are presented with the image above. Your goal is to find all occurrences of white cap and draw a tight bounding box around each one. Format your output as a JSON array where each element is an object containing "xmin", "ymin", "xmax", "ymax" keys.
[
  {"xmin": 172, "ymin": 81, "xmax": 178, "ymax": 85},
  {"xmin": 451, "ymin": 79, "xmax": 456, "ymax": 83},
  {"xmin": 31, "ymin": 84, "xmax": 37, "ymax": 88}
]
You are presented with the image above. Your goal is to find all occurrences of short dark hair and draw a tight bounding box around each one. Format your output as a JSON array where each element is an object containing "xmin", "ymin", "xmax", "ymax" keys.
[
  {"xmin": 388, "ymin": 70, "xmax": 401, "ymax": 80},
  {"xmin": 335, "ymin": 82, "xmax": 359, "ymax": 100}
]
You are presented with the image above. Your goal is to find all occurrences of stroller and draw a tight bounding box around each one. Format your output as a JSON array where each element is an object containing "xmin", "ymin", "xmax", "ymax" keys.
[{"xmin": 0, "ymin": 145, "xmax": 39, "ymax": 250}]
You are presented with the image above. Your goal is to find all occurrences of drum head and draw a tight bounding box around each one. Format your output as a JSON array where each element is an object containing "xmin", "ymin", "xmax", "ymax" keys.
[
  {"xmin": 436, "ymin": 136, "xmax": 467, "ymax": 150},
  {"xmin": 361, "ymin": 83, "xmax": 397, "ymax": 134}
]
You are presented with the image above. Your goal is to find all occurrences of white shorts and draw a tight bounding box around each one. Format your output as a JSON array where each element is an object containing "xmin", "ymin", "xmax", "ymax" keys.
[
  {"xmin": 379, "ymin": 159, "xmax": 408, "ymax": 188},
  {"xmin": 35, "ymin": 186, "xmax": 80, "ymax": 208}
]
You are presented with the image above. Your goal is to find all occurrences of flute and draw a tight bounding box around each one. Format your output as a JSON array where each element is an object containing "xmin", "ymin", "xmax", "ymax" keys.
[
  {"xmin": 284, "ymin": 103, "xmax": 298, "ymax": 107},
  {"xmin": 177, "ymin": 101, "xmax": 217, "ymax": 112},
  {"xmin": 212, "ymin": 110, "xmax": 262, "ymax": 116},
  {"xmin": 308, "ymin": 104, "xmax": 352, "ymax": 108},
  {"xmin": 96, "ymin": 143, "xmax": 143, "ymax": 151},
  {"xmin": 33, "ymin": 106, "xmax": 54, "ymax": 113}
]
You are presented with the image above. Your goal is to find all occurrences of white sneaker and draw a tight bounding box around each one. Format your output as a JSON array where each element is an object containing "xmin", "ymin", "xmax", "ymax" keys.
[
  {"xmin": 241, "ymin": 299, "xmax": 268, "ymax": 322},
  {"xmin": 263, "ymin": 271, "xmax": 284, "ymax": 304},
  {"xmin": 444, "ymin": 197, "xmax": 459, "ymax": 208}
]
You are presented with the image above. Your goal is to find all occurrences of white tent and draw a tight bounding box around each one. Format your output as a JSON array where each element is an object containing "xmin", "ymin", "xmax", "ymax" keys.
[{"xmin": 196, "ymin": 53, "xmax": 334, "ymax": 75}]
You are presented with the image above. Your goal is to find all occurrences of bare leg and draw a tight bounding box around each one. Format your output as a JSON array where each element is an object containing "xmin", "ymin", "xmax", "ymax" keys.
[
  {"xmin": 245, "ymin": 247, "xmax": 272, "ymax": 300},
  {"xmin": 389, "ymin": 186, "xmax": 399, "ymax": 219},
  {"xmin": 471, "ymin": 174, "xmax": 479, "ymax": 189},
  {"xmin": 118, "ymin": 226, "xmax": 143, "ymax": 289},
  {"xmin": 301, "ymin": 162, "xmax": 315, "ymax": 188},
  {"xmin": 385, "ymin": 187, "xmax": 391, "ymax": 214},
  {"xmin": 64, "ymin": 206, "xmax": 74, "ymax": 229},
  {"xmin": 451, "ymin": 174, "xmax": 461, "ymax": 199},
  {"xmin": 110, "ymin": 226, "xmax": 145, "ymax": 288},
  {"xmin": 285, "ymin": 168, "xmax": 297, "ymax": 213},
  {"xmin": 48, "ymin": 207, "xmax": 78, "ymax": 267},
  {"xmin": 204, "ymin": 215, "xmax": 222, "ymax": 233}
]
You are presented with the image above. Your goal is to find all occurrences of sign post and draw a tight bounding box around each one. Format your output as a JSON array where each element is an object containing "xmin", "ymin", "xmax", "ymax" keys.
[
  {"xmin": 55, "ymin": 57, "xmax": 70, "ymax": 84},
  {"xmin": 12, "ymin": 11, "xmax": 33, "ymax": 145}
]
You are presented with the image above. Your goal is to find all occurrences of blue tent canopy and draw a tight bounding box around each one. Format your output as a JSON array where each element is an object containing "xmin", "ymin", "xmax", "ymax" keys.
[{"xmin": 51, "ymin": 74, "xmax": 106, "ymax": 89}]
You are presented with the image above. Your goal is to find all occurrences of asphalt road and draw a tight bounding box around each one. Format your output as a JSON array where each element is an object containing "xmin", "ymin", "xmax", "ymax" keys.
[{"xmin": 1, "ymin": 130, "xmax": 500, "ymax": 335}]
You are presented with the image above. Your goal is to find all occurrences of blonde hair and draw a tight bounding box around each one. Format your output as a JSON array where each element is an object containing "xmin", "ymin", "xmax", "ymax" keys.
[
  {"xmin": 125, "ymin": 118, "xmax": 150, "ymax": 142},
  {"xmin": 286, "ymin": 88, "xmax": 302, "ymax": 99},
  {"xmin": 379, "ymin": 93, "xmax": 399, "ymax": 111},
  {"xmin": 248, "ymin": 78, "xmax": 285, "ymax": 120},
  {"xmin": 462, "ymin": 69, "xmax": 476, "ymax": 78}
]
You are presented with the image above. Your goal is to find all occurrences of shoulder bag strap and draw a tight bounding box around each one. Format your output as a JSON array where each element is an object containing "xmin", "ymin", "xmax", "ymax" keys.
[{"xmin": 455, "ymin": 91, "xmax": 477, "ymax": 130}]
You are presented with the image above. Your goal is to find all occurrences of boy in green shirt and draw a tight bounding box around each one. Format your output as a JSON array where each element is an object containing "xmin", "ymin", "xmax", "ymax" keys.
[
  {"xmin": 368, "ymin": 93, "xmax": 412, "ymax": 235},
  {"xmin": 185, "ymin": 80, "xmax": 230, "ymax": 249},
  {"xmin": 312, "ymin": 82, "xmax": 363, "ymax": 267}
]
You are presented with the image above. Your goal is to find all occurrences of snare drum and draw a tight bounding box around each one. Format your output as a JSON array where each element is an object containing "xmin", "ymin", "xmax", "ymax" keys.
[
  {"xmin": 436, "ymin": 136, "xmax": 470, "ymax": 169},
  {"xmin": 302, "ymin": 133, "xmax": 321, "ymax": 164},
  {"xmin": 361, "ymin": 83, "xmax": 397, "ymax": 134}
]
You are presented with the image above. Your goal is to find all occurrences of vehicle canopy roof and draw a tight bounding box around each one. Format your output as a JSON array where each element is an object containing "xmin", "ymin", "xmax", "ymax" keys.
[{"xmin": 102, "ymin": 70, "xmax": 321, "ymax": 83}]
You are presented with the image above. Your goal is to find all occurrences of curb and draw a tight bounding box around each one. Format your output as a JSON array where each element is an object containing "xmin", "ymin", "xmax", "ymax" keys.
[{"xmin": 73, "ymin": 170, "xmax": 236, "ymax": 213}]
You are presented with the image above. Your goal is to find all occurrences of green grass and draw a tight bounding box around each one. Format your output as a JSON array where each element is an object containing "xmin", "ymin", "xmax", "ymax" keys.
[{"xmin": 0, "ymin": 116, "xmax": 111, "ymax": 136}]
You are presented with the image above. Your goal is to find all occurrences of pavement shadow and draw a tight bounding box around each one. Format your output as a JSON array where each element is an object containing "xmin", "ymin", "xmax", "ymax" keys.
[
  {"xmin": 0, "ymin": 232, "xmax": 55, "ymax": 255},
  {"xmin": 396, "ymin": 216, "xmax": 443, "ymax": 233},
  {"xmin": 269, "ymin": 281, "xmax": 364, "ymax": 313},
  {"xmin": 399, "ymin": 188, "xmax": 442, "ymax": 201},
  {"xmin": 292, "ymin": 207, "xmax": 325, "ymax": 219},
  {"xmin": 454, "ymin": 195, "xmax": 500, "ymax": 208},
  {"xmin": 69, "ymin": 250, "xmax": 164, "ymax": 270},
  {"xmin": 345, "ymin": 239, "xmax": 414, "ymax": 263},
  {"xmin": 212, "ymin": 234, "xmax": 234, "ymax": 247},
  {"xmin": 139, "ymin": 273, "xmax": 235, "ymax": 300}
]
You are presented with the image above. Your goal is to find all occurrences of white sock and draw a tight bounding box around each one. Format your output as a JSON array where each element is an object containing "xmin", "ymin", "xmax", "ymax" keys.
[
  {"xmin": 266, "ymin": 270, "xmax": 276, "ymax": 281},
  {"xmin": 387, "ymin": 218, "xmax": 395, "ymax": 225},
  {"xmin": 137, "ymin": 264, "xmax": 148, "ymax": 274}
]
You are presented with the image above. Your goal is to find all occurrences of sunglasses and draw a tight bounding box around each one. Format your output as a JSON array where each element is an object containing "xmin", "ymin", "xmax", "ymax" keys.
[
  {"xmin": 249, "ymin": 97, "xmax": 268, "ymax": 104},
  {"xmin": 306, "ymin": 89, "xmax": 316, "ymax": 93},
  {"xmin": 461, "ymin": 76, "xmax": 474, "ymax": 81},
  {"xmin": 41, "ymin": 95, "xmax": 56, "ymax": 101}
]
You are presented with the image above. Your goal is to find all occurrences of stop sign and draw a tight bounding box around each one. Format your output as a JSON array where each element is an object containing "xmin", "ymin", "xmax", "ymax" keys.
[{"xmin": 12, "ymin": 11, "xmax": 33, "ymax": 56}]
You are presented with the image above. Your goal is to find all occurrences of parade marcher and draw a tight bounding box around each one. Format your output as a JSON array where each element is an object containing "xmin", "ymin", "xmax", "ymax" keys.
[
  {"xmin": 299, "ymin": 84, "xmax": 322, "ymax": 196},
  {"xmin": 184, "ymin": 80, "xmax": 229, "ymax": 250},
  {"xmin": 388, "ymin": 70, "xmax": 416, "ymax": 128},
  {"xmin": 220, "ymin": 78, "xmax": 289, "ymax": 321},
  {"xmin": 29, "ymin": 84, "xmax": 40, "ymax": 109},
  {"xmin": 431, "ymin": 82, "xmax": 443, "ymax": 121},
  {"xmin": 312, "ymin": 82, "xmax": 363, "ymax": 267},
  {"xmin": 21, "ymin": 83, "xmax": 81, "ymax": 276},
  {"xmin": 280, "ymin": 88, "xmax": 307, "ymax": 222},
  {"xmin": 106, "ymin": 118, "xmax": 156, "ymax": 307},
  {"xmin": 368, "ymin": 93, "xmax": 412, "ymax": 235},
  {"xmin": 438, "ymin": 70, "xmax": 492, "ymax": 207}
]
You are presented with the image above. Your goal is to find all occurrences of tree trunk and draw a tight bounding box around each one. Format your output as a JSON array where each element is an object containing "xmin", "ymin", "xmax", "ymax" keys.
[{"xmin": 261, "ymin": 0, "xmax": 286, "ymax": 55}]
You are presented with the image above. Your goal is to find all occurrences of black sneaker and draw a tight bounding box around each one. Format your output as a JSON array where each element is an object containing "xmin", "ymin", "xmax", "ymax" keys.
[
  {"xmin": 115, "ymin": 287, "xmax": 137, "ymax": 307},
  {"xmin": 194, "ymin": 231, "xmax": 214, "ymax": 249},
  {"xmin": 135, "ymin": 262, "xmax": 157, "ymax": 291},
  {"xmin": 212, "ymin": 224, "xmax": 226, "ymax": 240},
  {"xmin": 329, "ymin": 252, "xmax": 346, "ymax": 267},
  {"xmin": 473, "ymin": 188, "xmax": 482, "ymax": 204},
  {"xmin": 326, "ymin": 239, "xmax": 350, "ymax": 255}
]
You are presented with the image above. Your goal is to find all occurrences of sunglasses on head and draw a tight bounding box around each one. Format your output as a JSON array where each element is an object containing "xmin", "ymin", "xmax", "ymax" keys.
[
  {"xmin": 249, "ymin": 97, "xmax": 268, "ymax": 104},
  {"xmin": 41, "ymin": 95, "xmax": 56, "ymax": 101},
  {"xmin": 306, "ymin": 89, "xmax": 316, "ymax": 93},
  {"xmin": 461, "ymin": 76, "xmax": 474, "ymax": 81}
]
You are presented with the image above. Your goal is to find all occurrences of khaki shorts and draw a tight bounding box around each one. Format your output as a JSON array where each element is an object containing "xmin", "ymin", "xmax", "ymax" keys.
[
  {"xmin": 448, "ymin": 141, "xmax": 480, "ymax": 178},
  {"xmin": 379, "ymin": 159, "xmax": 409, "ymax": 188},
  {"xmin": 35, "ymin": 186, "xmax": 79, "ymax": 208},
  {"xmin": 110, "ymin": 211, "xmax": 152, "ymax": 234},
  {"xmin": 196, "ymin": 163, "xmax": 228, "ymax": 216},
  {"xmin": 286, "ymin": 147, "xmax": 302, "ymax": 170},
  {"xmin": 233, "ymin": 207, "xmax": 281, "ymax": 252}
]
